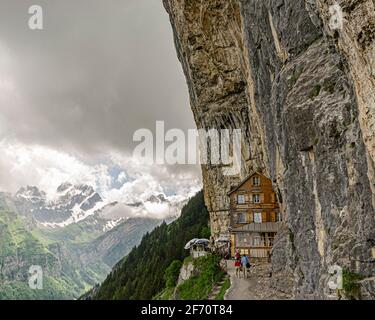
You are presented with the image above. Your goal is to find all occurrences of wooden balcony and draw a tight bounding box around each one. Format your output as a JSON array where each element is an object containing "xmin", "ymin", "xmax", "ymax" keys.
[
  {"xmin": 232, "ymin": 203, "xmax": 277, "ymax": 210},
  {"xmin": 235, "ymin": 247, "xmax": 272, "ymax": 258},
  {"xmin": 231, "ymin": 221, "xmax": 281, "ymax": 233}
]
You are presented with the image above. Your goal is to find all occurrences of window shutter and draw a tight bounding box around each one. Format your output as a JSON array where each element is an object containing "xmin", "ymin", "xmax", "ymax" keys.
[
  {"xmin": 260, "ymin": 193, "xmax": 264, "ymax": 203},
  {"xmin": 249, "ymin": 211, "xmax": 253, "ymax": 223},
  {"xmin": 271, "ymin": 212, "xmax": 276, "ymax": 222},
  {"xmin": 262, "ymin": 212, "xmax": 267, "ymax": 222}
]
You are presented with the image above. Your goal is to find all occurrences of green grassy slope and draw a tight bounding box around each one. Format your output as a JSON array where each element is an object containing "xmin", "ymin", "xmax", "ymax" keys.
[
  {"xmin": 176, "ymin": 254, "xmax": 225, "ymax": 300},
  {"xmin": 154, "ymin": 254, "xmax": 226, "ymax": 300}
]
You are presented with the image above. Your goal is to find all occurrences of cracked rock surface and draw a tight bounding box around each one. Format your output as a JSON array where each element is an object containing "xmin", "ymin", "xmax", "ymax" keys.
[{"xmin": 164, "ymin": 0, "xmax": 375, "ymax": 299}]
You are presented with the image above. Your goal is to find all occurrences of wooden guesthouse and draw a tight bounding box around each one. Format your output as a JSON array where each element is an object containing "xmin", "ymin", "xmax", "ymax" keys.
[{"xmin": 228, "ymin": 172, "xmax": 282, "ymax": 259}]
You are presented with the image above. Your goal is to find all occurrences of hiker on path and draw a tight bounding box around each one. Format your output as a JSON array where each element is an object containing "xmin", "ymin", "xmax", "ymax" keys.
[
  {"xmin": 235, "ymin": 248, "xmax": 240, "ymax": 260},
  {"xmin": 241, "ymin": 254, "xmax": 251, "ymax": 278},
  {"xmin": 234, "ymin": 257, "xmax": 241, "ymax": 278}
]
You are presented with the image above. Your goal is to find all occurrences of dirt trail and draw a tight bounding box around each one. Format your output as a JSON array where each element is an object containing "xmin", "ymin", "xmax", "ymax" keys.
[{"xmin": 224, "ymin": 260, "xmax": 292, "ymax": 300}]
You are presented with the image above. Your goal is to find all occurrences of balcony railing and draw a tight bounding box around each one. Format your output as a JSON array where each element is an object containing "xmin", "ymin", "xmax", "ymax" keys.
[
  {"xmin": 230, "ymin": 212, "xmax": 281, "ymax": 232},
  {"xmin": 230, "ymin": 201, "xmax": 278, "ymax": 208},
  {"xmin": 230, "ymin": 210, "xmax": 281, "ymax": 226},
  {"xmin": 232, "ymin": 222, "xmax": 280, "ymax": 232}
]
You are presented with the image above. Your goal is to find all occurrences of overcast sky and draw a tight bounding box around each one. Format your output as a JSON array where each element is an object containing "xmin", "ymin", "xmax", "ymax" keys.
[{"xmin": 0, "ymin": 0, "xmax": 202, "ymax": 214}]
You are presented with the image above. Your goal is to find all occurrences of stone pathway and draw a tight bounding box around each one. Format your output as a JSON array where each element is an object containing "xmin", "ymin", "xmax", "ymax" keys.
[{"xmin": 224, "ymin": 260, "xmax": 292, "ymax": 300}]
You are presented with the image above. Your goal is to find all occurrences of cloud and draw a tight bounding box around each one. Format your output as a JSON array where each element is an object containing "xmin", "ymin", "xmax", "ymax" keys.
[
  {"xmin": 98, "ymin": 201, "xmax": 176, "ymax": 221},
  {"xmin": 0, "ymin": 139, "xmax": 110, "ymax": 198},
  {"xmin": 0, "ymin": 139, "xmax": 201, "ymax": 218},
  {"xmin": 117, "ymin": 171, "xmax": 127, "ymax": 184},
  {"xmin": 0, "ymin": 0, "xmax": 195, "ymax": 156},
  {"xmin": 0, "ymin": 0, "xmax": 202, "ymax": 214}
]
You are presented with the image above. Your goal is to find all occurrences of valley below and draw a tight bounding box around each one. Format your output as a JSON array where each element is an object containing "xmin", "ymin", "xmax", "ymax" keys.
[{"xmin": 0, "ymin": 184, "xmax": 173, "ymax": 299}]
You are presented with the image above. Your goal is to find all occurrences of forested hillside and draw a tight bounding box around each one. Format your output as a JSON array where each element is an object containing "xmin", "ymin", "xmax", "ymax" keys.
[{"xmin": 90, "ymin": 191, "xmax": 209, "ymax": 300}]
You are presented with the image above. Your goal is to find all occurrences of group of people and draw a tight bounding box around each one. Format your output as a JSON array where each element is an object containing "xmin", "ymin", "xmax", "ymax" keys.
[{"xmin": 234, "ymin": 249, "xmax": 251, "ymax": 278}]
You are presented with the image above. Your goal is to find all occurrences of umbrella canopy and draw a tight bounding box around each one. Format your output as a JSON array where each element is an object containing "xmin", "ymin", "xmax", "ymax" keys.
[
  {"xmin": 195, "ymin": 239, "xmax": 210, "ymax": 246},
  {"xmin": 184, "ymin": 238, "xmax": 209, "ymax": 249},
  {"xmin": 184, "ymin": 238, "xmax": 199, "ymax": 250}
]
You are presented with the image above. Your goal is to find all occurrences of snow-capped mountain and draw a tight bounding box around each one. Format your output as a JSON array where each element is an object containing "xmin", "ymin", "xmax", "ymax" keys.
[
  {"xmin": 15, "ymin": 183, "xmax": 105, "ymax": 227},
  {"xmin": 146, "ymin": 194, "xmax": 168, "ymax": 203},
  {"xmin": 0, "ymin": 191, "xmax": 163, "ymax": 299},
  {"xmin": 14, "ymin": 183, "xmax": 188, "ymax": 230},
  {"xmin": 2, "ymin": 183, "xmax": 193, "ymax": 299}
]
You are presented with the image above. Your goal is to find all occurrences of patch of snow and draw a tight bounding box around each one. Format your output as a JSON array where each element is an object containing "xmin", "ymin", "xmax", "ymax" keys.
[
  {"xmin": 41, "ymin": 200, "xmax": 106, "ymax": 228},
  {"xmin": 102, "ymin": 217, "xmax": 125, "ymax": 232}
]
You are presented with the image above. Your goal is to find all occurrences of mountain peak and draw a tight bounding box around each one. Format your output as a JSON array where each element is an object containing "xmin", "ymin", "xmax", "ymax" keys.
[
  {"xmin": 56, "ymin": 182, "xmax": 73, "ymax": 193},
  {"xmin": 15, "ymin": 185, "xmax": 46, "ymax": 202},
  {"xmin": 147, "ymin": 194, "xmax": 168, "ymax": 203},
  {"xmin": 14, "ymin": 183, "xmax": 105, "ymax": 227}
]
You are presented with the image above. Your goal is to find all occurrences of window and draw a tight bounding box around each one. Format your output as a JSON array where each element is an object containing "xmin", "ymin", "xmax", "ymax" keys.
[
  {"xmin": 252, "ymin": 176, "xmax": 260, "ymax": 186},
  {"xmin": 253, "ymin": 236, "xmax": 261, "ymax": 246},
  {"xmin": 254, "ymin": 212, "xmax": 262, "ymax": 223},
  {"xmin": 240, "ymin": 249, "xmax": 250, "ymax": 255},
  {"xmin": 252, "ymin": 194, "xmax": 260, "ymax": 203},
  {"xmin": 237, "ymin": 233, "xmax": 249, "ymax": 246},
  {"xmin": 252, "ymin": 234, "xmax": 264, "ymax": 246},
  {"xmin": 267, "ymin": 233, "xmax": 275, "ymax": 247},
  {"xmin": 237, "ymin": 194, "xmax": 245, "ymax": 204},
  {"xmin": 276, "ymin": 212, "xmax": 282, "ymax": 222},
  {"xmin": 238, "ymin": 212, "xmax": 247, "ymax": 223}
]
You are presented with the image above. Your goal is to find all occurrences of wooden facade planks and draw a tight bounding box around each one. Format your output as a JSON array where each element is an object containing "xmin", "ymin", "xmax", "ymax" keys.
[{"xmin": 228, "ymin": 172, "xmax": 281, "ymax": 259}]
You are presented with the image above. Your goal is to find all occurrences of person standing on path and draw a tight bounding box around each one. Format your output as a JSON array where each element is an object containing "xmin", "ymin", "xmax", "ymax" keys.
[
  {"xmin": 241, "ymin": 254, "xmax": 250, "ymax": 278},
  {"xmin": 235, "ymin": 248, "xmax": 241, "ymax": 260},
  {"xmin": 234, "ymin": 257, "xmax": 241, "ymax": 278}
]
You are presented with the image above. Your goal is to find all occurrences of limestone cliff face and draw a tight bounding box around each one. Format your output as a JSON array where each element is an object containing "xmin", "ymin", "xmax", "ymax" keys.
[{"xmin": 164, "ymin": 0, "xmax": 375, "ymax": 299}]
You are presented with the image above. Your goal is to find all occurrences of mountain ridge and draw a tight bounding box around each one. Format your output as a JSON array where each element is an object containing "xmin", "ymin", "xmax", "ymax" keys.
[{"xmin": 0, "ymin": 189, "xmax": 163, "ymax": 299}]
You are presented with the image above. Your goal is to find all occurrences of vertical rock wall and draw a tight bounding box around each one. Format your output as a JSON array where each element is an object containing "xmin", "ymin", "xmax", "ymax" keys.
[{"xmin": 163, "ymin": 0, "xmax": 375, "ymax": 298}]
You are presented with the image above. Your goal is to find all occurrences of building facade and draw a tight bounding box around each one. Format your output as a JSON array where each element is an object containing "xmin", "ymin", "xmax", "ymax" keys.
[{"xmin": 229, "ymin": 172, "xmax": 281, "ymax": 259}]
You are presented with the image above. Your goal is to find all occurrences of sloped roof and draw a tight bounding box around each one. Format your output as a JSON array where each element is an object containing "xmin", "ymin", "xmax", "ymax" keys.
[
  {"xmin": 227, "ymin": 171, "xmax": 270, "ymax": 195},
  {"xmin": 184, "ymin": 238, "xmax": 209, "ymax": 249}
]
